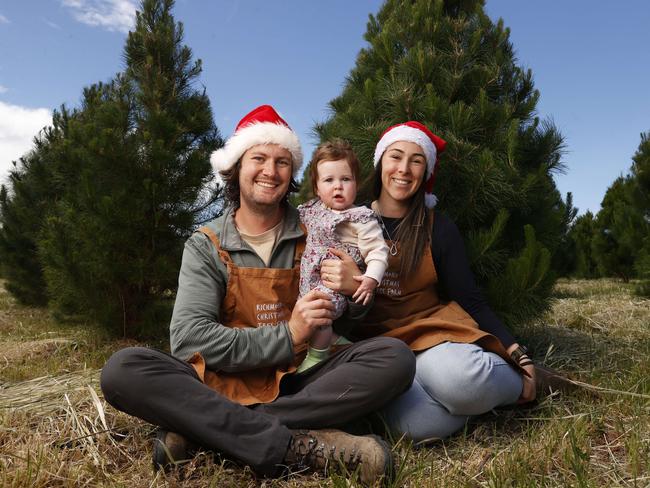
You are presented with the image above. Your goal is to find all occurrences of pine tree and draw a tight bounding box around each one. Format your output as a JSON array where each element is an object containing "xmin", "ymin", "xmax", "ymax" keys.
[
  {"xmin": 304, "ymin": 0, "xmax": 569, "ymax": 327},
  {"xmin": 568, "ymin": 211, "xmax": 599, "ymax": 278},
  {"xmin": 0, "ymin": 109, "xmax": 73, "ymax": 305},
  {"xmin": 552, "ymin": 192, "xmax": 578, "ymax": 277},
  {"xmin": 592, "ymin": 176, "xmax": 645, "ymax": 281},
  {"xmin": 39, "ymin": 0, "xmax": 220, "ymax": 334},
  {"xmin": 584, "ymin": 132, "xmax": 650, "ymax": 289},
  {"xmin": 0, "ymin": 148, "xmax": 51, "ymax": 306},
  {"xmin": 631, "ymin": 132, "xmax": 650, "ymax": 222},
  {"xmin": 630, "ymin": 132, "xmax": 650, "ymax": 295},
  {"xmin": 635, "ymin": 243, "xmax": 650, "ymax": 297},
  {"xmin": 124, "ymin": 0, "xmax": 221, "ymax": 228},
  {"xmin": 39, "ymin": 80, "xmax": 139, "ymax": 321}
]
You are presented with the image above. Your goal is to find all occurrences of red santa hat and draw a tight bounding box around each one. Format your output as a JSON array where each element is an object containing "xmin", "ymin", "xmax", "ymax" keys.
[
  {"xmin": 211, "ymin": 105, "xmax": 303, "ymax": 180},
  {"xmin": 373, "ymin": 121, "xmax": 447, "ymax": 208}
]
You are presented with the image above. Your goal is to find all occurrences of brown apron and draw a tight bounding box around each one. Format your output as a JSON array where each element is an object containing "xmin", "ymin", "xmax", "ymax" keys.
[
  {"xmin": 358, "ymin": 238, "xmax": 511, "ymax": 363},
  {"xmin": 187, "ymin": 226, "xmax": 308, "ymax": 406}
]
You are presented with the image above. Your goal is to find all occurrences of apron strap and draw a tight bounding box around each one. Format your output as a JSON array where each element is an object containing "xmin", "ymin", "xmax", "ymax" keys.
[
  {"xmin": 198, "ymin": 226, "xmax": 233, "ymax": 265},
  {"xmin": 293, "ymin": 224, "xmax": 307, "ymax": 268},
  {"xmin": 200, "ymin": 224, "xmax": 306, "ymax": 269}
]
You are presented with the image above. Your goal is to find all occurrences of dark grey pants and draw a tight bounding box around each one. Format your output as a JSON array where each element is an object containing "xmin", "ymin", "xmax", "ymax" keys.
[{"xmin": 99, "ymin": 337, "xmax": 415, "ymax": 476}]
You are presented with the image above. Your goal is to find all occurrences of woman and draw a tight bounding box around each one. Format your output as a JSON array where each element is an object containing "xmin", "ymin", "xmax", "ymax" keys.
[{"xmin": 321, "ymin": 121, "xmax": 536, "ymax": 443}]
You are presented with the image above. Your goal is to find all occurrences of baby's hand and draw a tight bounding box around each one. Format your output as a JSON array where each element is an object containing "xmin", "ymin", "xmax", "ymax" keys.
[{"xmin": 352, "ymin": 276, "xmax": 378, "ymax": 305}]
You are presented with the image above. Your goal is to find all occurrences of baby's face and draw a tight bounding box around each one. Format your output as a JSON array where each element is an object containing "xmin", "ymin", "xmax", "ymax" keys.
[{"xmin": 315, "ymin": 159, "xmax": 357, "ymax": 210}]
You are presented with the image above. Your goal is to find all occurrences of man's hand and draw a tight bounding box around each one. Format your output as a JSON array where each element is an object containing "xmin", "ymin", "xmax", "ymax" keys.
[
  {"xmin": 320, "ymin": 248, "xmax": 362, "ymax": 296},
  {"xmin": 288, "ymin": 290, "xmax": 334, "ymax": 346},
  {"xmin": 352, "ymin": 276, "xmax": 378, "ymax": 305}
]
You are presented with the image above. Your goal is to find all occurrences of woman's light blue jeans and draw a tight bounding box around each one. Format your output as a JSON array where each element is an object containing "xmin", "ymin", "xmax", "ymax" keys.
[{"xmin": 380, "ymin": 342, "xmax": 523, "ymax": 443}]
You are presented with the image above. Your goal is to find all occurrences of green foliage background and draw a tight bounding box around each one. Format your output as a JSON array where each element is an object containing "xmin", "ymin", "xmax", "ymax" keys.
[
  {"xmin": 0, "ymin": 0, "xmax": 221, "ymax": 335},
  {"xmin": 563, "ymin": 132, "xmax": 650, "ymax": 295},
  {"xmin": 300, "ymin": 0, "xmax": 572, "ymax": 328},
  {"xmin": 1, "ymin": 0, "xmax": 645, "ymax": 336}
]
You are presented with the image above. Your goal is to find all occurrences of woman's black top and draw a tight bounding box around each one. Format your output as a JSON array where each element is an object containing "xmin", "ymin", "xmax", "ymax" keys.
[{"xmin": 378, "ymin": 212, "xmax": 516, "ymax": 349}]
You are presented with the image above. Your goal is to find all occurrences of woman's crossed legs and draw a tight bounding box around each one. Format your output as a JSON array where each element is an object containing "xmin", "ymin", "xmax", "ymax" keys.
[{"xmin": 380, "ymin": 342, "xmax": 522, "ymax": 443}]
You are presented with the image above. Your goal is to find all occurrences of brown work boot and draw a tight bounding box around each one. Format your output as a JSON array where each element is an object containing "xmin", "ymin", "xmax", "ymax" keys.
[
  {"xmin": 152, "ymin": 429, "xmax": 194, "ymax": 471},
  {"xmin": 282, "ymin": 429, "xmax": 393, "ymax": 485}
]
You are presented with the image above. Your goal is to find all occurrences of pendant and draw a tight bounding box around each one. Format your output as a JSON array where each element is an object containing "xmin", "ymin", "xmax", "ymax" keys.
[{"xmin": 375, "ymin": 207, "xmax": 399, "ymax": 256}]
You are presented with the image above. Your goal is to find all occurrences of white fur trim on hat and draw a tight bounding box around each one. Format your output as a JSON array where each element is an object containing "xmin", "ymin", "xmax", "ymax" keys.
[
  {"xmin": 373, "ymin": 125, "xmax": 437, "ymax": 179},
  {"xmin": 424, "ymin": 193, "xmax": 438, "ymax": 208},
  {"xmin": 210, "ymin": 122, "xmax": 303, "ymax": 179}
]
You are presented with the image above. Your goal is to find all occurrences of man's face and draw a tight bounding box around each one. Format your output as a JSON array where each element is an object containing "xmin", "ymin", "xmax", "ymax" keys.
[{"xmin": 238, "ymin": 144, "xmax": 293, "ymax": 211}]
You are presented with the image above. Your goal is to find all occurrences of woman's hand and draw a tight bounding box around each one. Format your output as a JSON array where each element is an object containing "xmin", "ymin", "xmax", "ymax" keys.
[
  {"xmin": 518, "ymin": 362, "xmax": 537, "ymax": 404},
  {"xmin": 507, "ymin": 343, "xmax": 537, "ymax": 404},
  {"xmin": 320, "ymin": 248, "xmax": 362, "ymax": 296}
]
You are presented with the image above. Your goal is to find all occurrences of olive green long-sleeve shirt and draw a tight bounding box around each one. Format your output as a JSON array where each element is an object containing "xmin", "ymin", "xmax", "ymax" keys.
[{"xmin": 169, "ymin": 205, "xmax": 365, "ymax": 372}]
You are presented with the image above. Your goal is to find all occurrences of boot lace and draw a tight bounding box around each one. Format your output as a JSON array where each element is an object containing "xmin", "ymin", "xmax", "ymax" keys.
[{"xmin": 288, "ymin": 431, "xmax": 363, "ymax": 475}]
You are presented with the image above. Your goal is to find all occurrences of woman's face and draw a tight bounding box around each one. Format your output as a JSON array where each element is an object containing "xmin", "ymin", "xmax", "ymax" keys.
[{"xmin": 379, "ymin": 140, "xmax": 427, "ymax": 205}]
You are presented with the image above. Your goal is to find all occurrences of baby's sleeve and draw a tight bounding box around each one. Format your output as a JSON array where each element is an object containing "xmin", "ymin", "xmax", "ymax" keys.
[{"xmin": 354, "ymin": 219, "xmax": 389, "ymax": 284}]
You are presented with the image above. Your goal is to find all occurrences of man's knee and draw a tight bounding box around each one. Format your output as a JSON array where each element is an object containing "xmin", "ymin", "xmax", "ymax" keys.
[
  {"xmin": 366, "ymin": 337, "xmax": 416, "ymax": 390},
  {"xmin": 100, "ymin": 347, "xmax": 152, "ymax": 402},
  {"xmin": 390, "ymin": 338, "xmax": 416, "ymax": 387}
]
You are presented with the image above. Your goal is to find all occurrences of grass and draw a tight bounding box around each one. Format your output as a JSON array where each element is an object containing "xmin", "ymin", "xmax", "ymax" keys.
[{"xmin": 1, "ymin": 279, "xmax": 649, "ymax": 487}]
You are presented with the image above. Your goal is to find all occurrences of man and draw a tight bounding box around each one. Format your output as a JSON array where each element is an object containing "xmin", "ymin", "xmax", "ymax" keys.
[{"xmin": 100, "ymin": 105, "xmax": 415, "ymax": 485}]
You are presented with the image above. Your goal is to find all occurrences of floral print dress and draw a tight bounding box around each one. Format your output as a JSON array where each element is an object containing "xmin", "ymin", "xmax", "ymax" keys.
[{"xmin": 298, "ymin": 198, "xmax": 377, "ymax": 318}]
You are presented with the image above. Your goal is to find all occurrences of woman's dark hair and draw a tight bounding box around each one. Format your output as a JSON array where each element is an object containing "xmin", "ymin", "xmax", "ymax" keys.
[
  {"xmin": 373, "ymin": 160, "xmax": 433, "ymax": 277},
  {"xmin": 220, "ymin": 159, "xmax": 299, "ymax": 208}
]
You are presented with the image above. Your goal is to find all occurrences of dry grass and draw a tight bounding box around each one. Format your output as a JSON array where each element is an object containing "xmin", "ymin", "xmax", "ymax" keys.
[{"xmin": 1, "ymin": 278, "xmax": 649, "ymax": 487}]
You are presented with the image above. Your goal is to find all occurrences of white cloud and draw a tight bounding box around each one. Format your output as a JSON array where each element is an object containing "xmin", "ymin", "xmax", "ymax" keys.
[
  {"xmin": 62, "ymin": 0, "xmax": 137, "ymax": 33},
  {"xmin": 0, "ymin": 101, "xmax": 52, "ymax": 183},
  {"xmin": 0, "ymin": 85, "xmax": 7, "ymax": 94},
  {"xmin": 44, "ymin": 18, "xmax": 62, "ymax": 30},
  {"xmin": 0, "ymin": 13, "xmax": 10, "ymax": 24}
]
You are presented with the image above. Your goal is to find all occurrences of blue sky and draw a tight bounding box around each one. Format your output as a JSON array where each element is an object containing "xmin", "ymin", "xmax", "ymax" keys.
[{"xmin": 1, "ymin": 1, "xmax": 649, "ymax": 216}]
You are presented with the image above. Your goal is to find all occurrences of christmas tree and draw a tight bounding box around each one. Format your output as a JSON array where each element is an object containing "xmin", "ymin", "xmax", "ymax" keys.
[
  {"xmin": 592, "ymin": 175, "xmax": 646, "ymax": 282},
  {"xmin": 303, "ymin": 0, "xmax": 569, "ymax": 327},
  {"xmin": 596, "ymin": 132, "xmax": 650, "ymax": 292},
  {"xmin": 631, "ymin": 133, "xmax": 650, "ymax": 295},
  {"xmin": 38, "ymin": 0, "xmax": 220, "ymax": 334},
  {"xmin": 568, "ymin": 212, "xmax": 599, "ymax": 279},
  {"xmin": 0, "ymin": 110, "xmax": 72, "ymax": 305}
]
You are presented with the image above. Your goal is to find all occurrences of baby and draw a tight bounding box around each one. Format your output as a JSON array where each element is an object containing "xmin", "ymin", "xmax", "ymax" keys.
[{"xmin": 296, "ymin": 139, "xmax": 389, "ymax": 372}]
